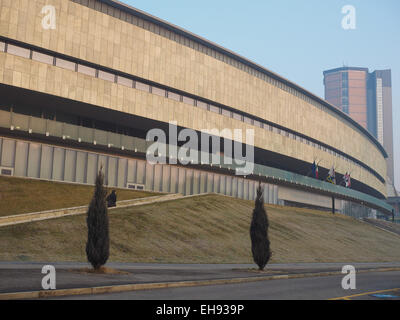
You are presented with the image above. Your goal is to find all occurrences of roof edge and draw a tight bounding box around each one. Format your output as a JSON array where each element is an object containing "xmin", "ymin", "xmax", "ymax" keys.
[
  {"xmin": 323, "ymin": 67, "xmax": 370, "ymax": 74},
  {"xmin": 99, "ymin": 0, "xmax": 388, "ymax": 159}
]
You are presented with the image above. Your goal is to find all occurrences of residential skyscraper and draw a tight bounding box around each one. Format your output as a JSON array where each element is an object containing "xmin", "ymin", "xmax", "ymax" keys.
[
  {"xmin": 323, "ymin": 67, "xmax": 369, "ymax": 129},
  {"xmin": 323, "ymin": 67, "xmax": 396, "ymax": 196},
  {"xmin": 367, "ymin": 70, "xmax": 394, "ymax": 191}
]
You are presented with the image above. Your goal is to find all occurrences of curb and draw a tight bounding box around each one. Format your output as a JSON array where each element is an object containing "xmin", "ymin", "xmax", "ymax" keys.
[
  {"xmin": 359, "ymin": 219, "xmax": 400, "ymax": 237},
  {"xmin": 1, "ymin": 267, "xmax": 400, "ymax": 300},
  {"xmin": 0, "ymin": 193, "xmax": 184, "ymax": 227}
]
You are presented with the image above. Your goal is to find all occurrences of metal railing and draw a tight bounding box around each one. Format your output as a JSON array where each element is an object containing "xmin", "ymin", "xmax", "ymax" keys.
[{"xmin": 0, "ymin": 109, "xmax": 393, "ymax": 214}]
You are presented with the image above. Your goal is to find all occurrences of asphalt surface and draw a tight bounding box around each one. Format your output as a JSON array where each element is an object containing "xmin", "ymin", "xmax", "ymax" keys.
[
  {"xmin": 1, "ymin": 261, "xmax": 400, "ymax": 299},
  {"xmin": 52, "ymin": 271, "xmax": 400, "ymax": 300}
]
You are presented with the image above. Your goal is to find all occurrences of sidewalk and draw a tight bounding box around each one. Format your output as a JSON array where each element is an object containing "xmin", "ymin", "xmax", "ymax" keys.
[{"xmin": 1, "ymin": 261, "xmax": 400, "ymax": 297}]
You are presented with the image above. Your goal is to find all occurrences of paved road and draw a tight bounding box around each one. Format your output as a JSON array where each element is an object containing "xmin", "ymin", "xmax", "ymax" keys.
[
  {"xmin": 1, "ymin": 262, "xmax": 400, "ymax": 299},
  {"xmin": 52, "ymin": 270, "xmax": 400, "ymax": 300}
]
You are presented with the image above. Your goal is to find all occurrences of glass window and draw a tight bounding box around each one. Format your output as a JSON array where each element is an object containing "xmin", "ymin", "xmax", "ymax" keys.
[
  {"xmin": 136, "ymin": 81, "xmax": 150, "ymax": 92},
  {"xmin": 168, "ymin": 91, "xmax": 181, "ymax": 102},
  {"xmin": 98, "ymin": 70, "xmax": 115, "ymax": 82},
  {"xmin": 43, "ymin": 109, "xmax": 55, "ymax": 120},
  {"xmin": 0, "ymin": 105, "xmax": 10, "ymax": 112},
  {"xmin": 117, "ymin": 76, "xmax": 133, "ymax": 87},
  {"xmin": 56, "ymin": 112, "xmax": 78, "ymax": 125},
  {"xmin": 209, "ymin": 105, "xmax": 220, "ymax": 113},
  {"xmin": 221, "ymin": 109, "xmax": 232, "ymax": 118},
  {"xmin": 13, "ymin": 104, "xmax": 34, "ymax": 116},
  {"xmin": 32, "ymin": 51, "xmax": 53, "ymax": 64},
  {"xmin": 197, "ymin": 101, "xmax": 208, "ymax": 110},
  {"xmin": 253, "ymin": 120, "xmax": 262, "ymax": 128},
  {"xmin": 0, "ymin": 41, "xmax": 5, "ymax": 52},
  {"xmin": 152, "ymin": 86, "xmax": 165, "ymax": 97},
  {"xmin": 77, "ymin": 64, "xmax": 96, "ymax": 77},
  {"xmin": 7, "ymin": 44, "xmax": 30, "ymax": 58},
  {"xmin": 233, "ymin": 113, "xmax": 242, "ymax": 121},
  {"xmin": 56, "ymin": 58, "xmax": 76, "ymax": 71},
  {"xmin": 80, "ymin": 117, "xmax": 93, "ymax": 128},
  {"xmin": 243, "ymin": 116, "xmax": 252, "ymax": 124},
  {"xmin": 95, "ymin": 120, "xmax": 115, "ymax": 132},
  {"xmin": 182, "ymin": 96, "xmax": 195, "ymax": 106}
]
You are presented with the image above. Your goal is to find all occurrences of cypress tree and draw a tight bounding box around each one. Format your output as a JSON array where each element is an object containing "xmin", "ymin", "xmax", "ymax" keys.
[
  {"xmin": 86, "ymin": 167, "xmax": 109, "ymax": 270},
  {"xmin": 250, "ymin": 183, "xmax": 271, "ymax": 270}
]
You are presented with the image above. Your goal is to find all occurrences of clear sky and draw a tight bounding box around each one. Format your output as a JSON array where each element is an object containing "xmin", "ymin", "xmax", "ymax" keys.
[{"xmin": 121, "ymin": 0, "xmax": 400, "ymax": 191}]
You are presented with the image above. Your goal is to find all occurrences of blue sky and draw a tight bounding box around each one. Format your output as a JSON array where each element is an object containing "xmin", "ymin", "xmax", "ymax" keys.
[{"xmin": 122, "ymin": 0, "xmax": 400, "ymax": 190}]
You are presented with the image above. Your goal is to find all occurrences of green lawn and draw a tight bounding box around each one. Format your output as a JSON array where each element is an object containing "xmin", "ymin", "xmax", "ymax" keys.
[
  {"xmin": 1, "ymin": 193, "xmax": 399, "ymax": 264},
  {"xmin": 0, "ymin": 175, "xmax": 159, "ymax": 217}
]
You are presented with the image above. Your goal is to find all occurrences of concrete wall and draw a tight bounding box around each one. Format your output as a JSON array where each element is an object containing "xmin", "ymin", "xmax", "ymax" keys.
[
  {"xmin": 278, "ymin": 185, "xmax": 342, "ymax": 210},
  {"xmin": 0, "ymin": 136, "xmax": 279, "ymax": 203}
]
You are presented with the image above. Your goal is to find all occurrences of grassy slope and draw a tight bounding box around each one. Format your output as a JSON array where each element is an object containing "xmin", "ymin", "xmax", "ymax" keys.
[
  {"xmin": 0, "ymin": 176, "xmax": 159, "ymax": 217},
  {"xmin": 0, "ymin": 194, "xmax": 399, "ymax": 263}
]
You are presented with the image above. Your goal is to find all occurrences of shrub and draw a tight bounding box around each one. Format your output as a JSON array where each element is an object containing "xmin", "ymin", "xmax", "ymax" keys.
[
  {"xmin": 86, "ymin": 167, "xmax": 109, "ymax": 270},
  {"xmin": 250, "ymin": 184, "xmax": 271, "ymax": 270}
]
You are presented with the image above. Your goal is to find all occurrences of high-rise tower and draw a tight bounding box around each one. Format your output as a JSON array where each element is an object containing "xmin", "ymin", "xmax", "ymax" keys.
[
  {"xmin": 323, "ymin": 67, "xmax": 369, "ymax": 129},
  {"xmin": 324, "ymin": 67, "xmax": 395, "ymax": 195}
]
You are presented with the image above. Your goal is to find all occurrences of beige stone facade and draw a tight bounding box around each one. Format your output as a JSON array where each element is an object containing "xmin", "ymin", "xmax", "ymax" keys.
[{"xmin": 0, "ymin": 0, "xmax": 388, "ymax": 197}]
